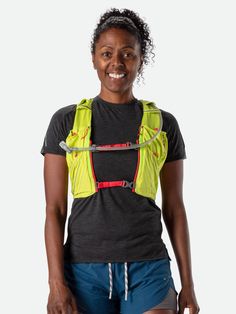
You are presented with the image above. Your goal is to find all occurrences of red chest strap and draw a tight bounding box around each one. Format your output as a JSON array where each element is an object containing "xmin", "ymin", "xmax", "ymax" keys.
[{"xmin": 96, "ymin": 180, "xmax": 134, "ymax": 189}]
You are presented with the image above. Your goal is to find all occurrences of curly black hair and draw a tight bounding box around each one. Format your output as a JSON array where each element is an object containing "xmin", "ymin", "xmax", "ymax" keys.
[{"xmin": 90, "ymin": 8, "xmax": 155, "ymax": 84}]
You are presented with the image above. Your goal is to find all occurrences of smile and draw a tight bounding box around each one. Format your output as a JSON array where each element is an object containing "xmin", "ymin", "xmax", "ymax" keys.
[{"xmin": 108, "ymin": 73, "xmax": 126, "ymax": 79}]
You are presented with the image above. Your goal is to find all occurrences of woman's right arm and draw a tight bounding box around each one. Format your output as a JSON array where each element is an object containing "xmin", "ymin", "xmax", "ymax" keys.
[{"xmin": 43, "ymin": 153, "xmax": 79, "ymax": 314}]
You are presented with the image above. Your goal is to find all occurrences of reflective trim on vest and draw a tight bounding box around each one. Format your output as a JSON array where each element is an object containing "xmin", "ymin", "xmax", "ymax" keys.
[{"xmin": 65, "ymin": 98, "xmax": 168, "ymax": 200}]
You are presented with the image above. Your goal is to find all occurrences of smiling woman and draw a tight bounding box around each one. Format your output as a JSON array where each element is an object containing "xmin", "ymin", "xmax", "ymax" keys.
[
  {"xmin": 41, "ymin": 7, "xmax": 200, "ymax": 314},
  {"xmin": 92, "ymin": 27, "xmax": 142, "ymax": 99}
]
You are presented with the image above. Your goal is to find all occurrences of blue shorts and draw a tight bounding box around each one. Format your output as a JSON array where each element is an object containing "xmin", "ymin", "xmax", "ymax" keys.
[{"xmin": 64, "ymin": 257, "xmax": 178, "ymax": 314}]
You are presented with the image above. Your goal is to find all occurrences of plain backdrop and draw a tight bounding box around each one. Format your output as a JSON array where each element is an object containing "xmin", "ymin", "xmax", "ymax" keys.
[{"xmin": 0, "ymin": 1, "xmax": 235, "ymax": 313}]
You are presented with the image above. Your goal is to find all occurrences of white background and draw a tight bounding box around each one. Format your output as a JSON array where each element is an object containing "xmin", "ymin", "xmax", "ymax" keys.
[{"xmin": 0, "ymin": 1, "xmax": 235, "ymax": 313}]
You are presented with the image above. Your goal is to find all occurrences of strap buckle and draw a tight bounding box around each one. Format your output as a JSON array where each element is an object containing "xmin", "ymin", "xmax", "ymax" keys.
[
  {"xmin": 122, "ymin": 180, "xmax": 135, "ymax": 189},
  {"xmin": 91, "ymin": 144, "xmax": 98, "ymax": 152}
]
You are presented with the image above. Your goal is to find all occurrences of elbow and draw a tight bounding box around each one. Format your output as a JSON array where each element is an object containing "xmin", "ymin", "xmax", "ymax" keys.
[
  {"xmin": 45, "ymin": 203, "xmax": 67, "ymax": 223},
  {"xmin": 162, "ymin": 200, "xmax": 186, "ymax": 222}
]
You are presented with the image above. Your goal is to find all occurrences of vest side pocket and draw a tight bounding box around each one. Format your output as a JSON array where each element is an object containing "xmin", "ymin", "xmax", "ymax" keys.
[
  {"xmin": 135, "ymin": 125, "xmax": 162, "ymax": 200},
  {"xmin": 157, "ymin": 131, "xmax": 168, "ymax": 171},
  {"xmin": 65, "ymin": 127, "xmax": 96, "ymax": 198},
  {"xmin": 65, "ymin": 130, "xmax": 83, "ymax": 197},
  {"xmin": 142, "ymin": 126, "xmax": 168, "ymax": 170}
]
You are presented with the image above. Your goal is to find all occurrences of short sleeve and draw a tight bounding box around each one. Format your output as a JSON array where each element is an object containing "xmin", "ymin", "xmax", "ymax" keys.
[
  {"xmin": 162, "ymin": 110, "xmax": 187, "ymax": 163},
  {"xmin": 40, "ymin": 105, "xmax": 76, "ymax": 157}
]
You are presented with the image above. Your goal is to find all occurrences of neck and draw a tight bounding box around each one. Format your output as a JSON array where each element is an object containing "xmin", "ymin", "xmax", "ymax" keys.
[{"xmin": 98, "ymin": 89, "xmax": 135, "ymax": 104}]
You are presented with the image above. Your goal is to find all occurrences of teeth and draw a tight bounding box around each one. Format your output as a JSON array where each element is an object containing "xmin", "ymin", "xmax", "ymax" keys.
[{"xmin": 108, "ymin": 73, "xmax": 125, "ymax": 79}]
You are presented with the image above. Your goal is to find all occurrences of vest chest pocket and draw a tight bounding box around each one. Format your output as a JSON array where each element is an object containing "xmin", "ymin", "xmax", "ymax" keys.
[
  {"xmin": 65, "ymin": 127, "xmax": 91, "ymax": 160},
  {"xmin": 65, "ymin": 130, "xmax": 81, "ymax": 169},
  {"xmin": 141, "ymin": 125, "xmax": 168, "ymax": 171}
]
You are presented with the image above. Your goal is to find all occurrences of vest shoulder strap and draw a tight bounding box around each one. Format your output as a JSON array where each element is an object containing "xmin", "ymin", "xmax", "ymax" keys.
[
  {"xmin": 140, "ymin": 99, "xmax": 159, "ymax": 111},
  {"xmin": 140, "ymin": 100, "xmax": 162, "ymax": 130},
  {"xmin": 72, "ymin": 98, "xmax": 93, "ymax": 131}
]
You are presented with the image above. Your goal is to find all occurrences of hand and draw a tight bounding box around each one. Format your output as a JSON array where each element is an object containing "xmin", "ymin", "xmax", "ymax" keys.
[
  {"xmin": 47, "ymin": 281, "xmax": 80, "ymax": 314},
  {"xmin": 178, "ymin": 285, "xmax": 200, "ymax": 314}
]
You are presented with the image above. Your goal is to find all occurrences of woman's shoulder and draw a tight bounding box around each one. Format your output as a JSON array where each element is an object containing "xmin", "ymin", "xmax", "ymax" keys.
[
  {"xmin": 158, "ymin": 108, "xmax": 180, "ymax": 134},
  {"xmin": 51, "ymin": 104, "xmax": 77, "ymax": 122},
  {"xmin": 159, "ymin": 108, "xmax": 176, "ymax": 122}
]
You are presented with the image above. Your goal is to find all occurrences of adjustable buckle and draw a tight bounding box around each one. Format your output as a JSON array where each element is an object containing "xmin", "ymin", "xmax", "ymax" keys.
[
  {"xmin": 126, "ymin": 141, "xmax": 132, "ymax": 147},
  {"xmin": 91, "ymin": 144, "xmax": 98, "ymax": 152},
  {"xmin": 122, "ymin": 180, "xmax": 135, "ymax": 189}
]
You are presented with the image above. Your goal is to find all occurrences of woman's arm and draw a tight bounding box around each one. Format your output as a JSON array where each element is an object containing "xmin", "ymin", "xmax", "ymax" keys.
[
  {"xmin": 43, "ymin": 153, "xmax": 79, "ymax": 314},
  {"xmin": 160, "ymin": 159, "xmax": 200, "ymax": 314}
]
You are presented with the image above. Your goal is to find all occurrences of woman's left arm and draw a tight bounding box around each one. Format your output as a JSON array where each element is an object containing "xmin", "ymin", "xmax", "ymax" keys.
[{"xmin": 160, "ymin": 159, "xmax": 200, "ymax": 314}]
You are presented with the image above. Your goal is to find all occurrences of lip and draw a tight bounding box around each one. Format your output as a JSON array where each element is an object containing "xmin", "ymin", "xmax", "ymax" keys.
[
  {"xmin": 107, "ymin": 72, "xmax": 127, "ymax": 74},
  {"xmin": 107, "ymin": 72, "xmax": 127, "ymax": 80},
  {"xmin": 107, "ymin": 72, "xmax": 127, "ymax": 76}
]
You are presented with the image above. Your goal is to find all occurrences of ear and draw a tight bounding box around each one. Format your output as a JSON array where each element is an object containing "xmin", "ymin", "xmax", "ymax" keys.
[
  {"xmin": 92, "ymin": 54, "xmax": 96, "ymax": 70},
  {"xmin": 138, "ymin": 55, "xmax": 144, "ymax": 72}
]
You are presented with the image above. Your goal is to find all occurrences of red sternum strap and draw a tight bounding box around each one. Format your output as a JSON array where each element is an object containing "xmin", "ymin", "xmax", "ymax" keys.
[{"xmin": 97, "ymin": 180, "xmax": 134, "ymax": 189}]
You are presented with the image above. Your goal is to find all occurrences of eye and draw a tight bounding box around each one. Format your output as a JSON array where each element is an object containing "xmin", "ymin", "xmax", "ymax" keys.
[
  {"xmin": 101, "ymin": 51, "xmax": 111, "ymax": 58},
  {"xmin": 123, "ymin": 52, "xmax": 134, "ymax": 58}
]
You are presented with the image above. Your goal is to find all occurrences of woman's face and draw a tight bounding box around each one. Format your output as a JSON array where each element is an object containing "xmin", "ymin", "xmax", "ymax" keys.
[{"xmin": 92, "ymin": 27, "xmax": 143, "ymax": 96}]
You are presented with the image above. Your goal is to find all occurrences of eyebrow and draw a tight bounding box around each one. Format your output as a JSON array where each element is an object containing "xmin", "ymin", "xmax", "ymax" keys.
[{"xmin": 99, "ymin": 45, "xmax": 135, "ymax": 50}]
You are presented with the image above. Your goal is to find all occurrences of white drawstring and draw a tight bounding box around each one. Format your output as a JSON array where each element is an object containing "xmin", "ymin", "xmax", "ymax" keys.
[
  {"xmin": 108, "ymin": 263, "xmax": 113, "ymax": 299},
  {"xmin": 124, "ymin": 262, "xmax": 128, "ymax": 301},
  {"xmin": 108, "ymin": 262, "xmax": 129, "ymax": 301}
]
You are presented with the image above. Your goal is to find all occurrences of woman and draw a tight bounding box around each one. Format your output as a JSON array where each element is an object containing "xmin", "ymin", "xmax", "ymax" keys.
[{"xmin": 41, "ymin": 8, "xmax": 200, "ymax": 314}]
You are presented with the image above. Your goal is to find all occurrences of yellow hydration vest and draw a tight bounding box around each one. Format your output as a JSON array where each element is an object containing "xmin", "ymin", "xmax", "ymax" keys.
[{"xmin": 64, "ymin": 98, "xmax": 168, "ymax": 201}]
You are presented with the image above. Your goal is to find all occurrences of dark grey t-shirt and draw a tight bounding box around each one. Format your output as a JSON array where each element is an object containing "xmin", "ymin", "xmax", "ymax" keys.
[{"xmin": 40, "ymin": 95, "xmax": 186, "ymax": 263}]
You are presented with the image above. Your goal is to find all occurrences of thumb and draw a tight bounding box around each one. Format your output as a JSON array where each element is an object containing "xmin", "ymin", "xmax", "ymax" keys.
[
  {"xmin": 189, "ymin": 305, "xmax": 197, "ymax": 314},
  {"xmin": 66, "ymin": 304, "xmax": 79, "ymax": 314},
  {"xmin": 70, "ymin": 295, "xmax": 79, "ymax": 313},
  {"xmin": 178, "ymin": 302, "xmax": 185, "ymax": 314}
]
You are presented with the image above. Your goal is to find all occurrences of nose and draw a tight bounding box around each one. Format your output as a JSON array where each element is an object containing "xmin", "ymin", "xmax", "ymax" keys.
[{"xmin": 111, "ymin": 53, "xmax": 124, "ymax": 68}]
